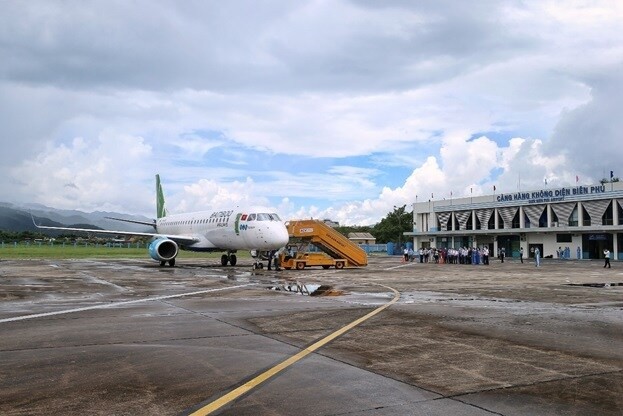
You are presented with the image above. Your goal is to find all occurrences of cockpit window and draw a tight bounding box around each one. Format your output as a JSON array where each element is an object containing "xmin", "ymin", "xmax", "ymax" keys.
[
  {"xmin": 256, "ymin": 213, "xmax": 271, "ymax": 221},
  {"xmin": 247, "ymin": 214, "xmax": 256, "ymax": 221},
  {"xmin": 269, "ymin": 213, "xmax": 281, "ymax": 221}
]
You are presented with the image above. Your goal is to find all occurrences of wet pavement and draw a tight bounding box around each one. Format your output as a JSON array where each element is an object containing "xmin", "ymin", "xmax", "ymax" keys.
[{"xmin": 0, "ymin": 256, "xmax": 622, "ymax": 415}]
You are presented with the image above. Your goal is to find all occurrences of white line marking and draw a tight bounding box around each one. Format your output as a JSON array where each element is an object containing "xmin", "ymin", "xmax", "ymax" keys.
[
  {"xmin": 385, "ymin": 262, "xmax": 416, "ymax": 270},
  {"xmin": 0, "ymin": 284, "xmax": 254, "ymax": 324}
]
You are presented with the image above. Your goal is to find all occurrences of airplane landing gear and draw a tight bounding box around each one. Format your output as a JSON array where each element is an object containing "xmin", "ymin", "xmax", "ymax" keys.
[
  {"xmin": 220, "ymin": 252, "xmax": 238, "ymax": 266},
  {"xmin": 160, "ymin": 259, "xmax": 176, "ymax": 267}
]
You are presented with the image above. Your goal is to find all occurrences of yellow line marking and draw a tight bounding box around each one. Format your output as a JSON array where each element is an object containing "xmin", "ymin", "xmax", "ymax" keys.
[{"xmin": 189, "ymin": 285, "xmax": 400, "ymax": 415}]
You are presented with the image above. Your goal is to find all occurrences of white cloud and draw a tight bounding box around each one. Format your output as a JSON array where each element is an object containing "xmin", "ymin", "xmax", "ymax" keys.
[
  {"xmin": 1, "ymin": 1, "xmax": 622, "ymax": 227},
  {"xmin": 175, "ymin": 177, "xmax": 270, "ymax": 213},
  {"xmin": 11, "ymin": 133, "xmax": 153, "ymax": 212}
]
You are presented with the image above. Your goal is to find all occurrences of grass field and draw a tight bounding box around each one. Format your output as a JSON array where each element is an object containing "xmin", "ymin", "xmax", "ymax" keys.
[{"xmin": 0, "ymin": 243, "xmax": 247, "ymax": 260}]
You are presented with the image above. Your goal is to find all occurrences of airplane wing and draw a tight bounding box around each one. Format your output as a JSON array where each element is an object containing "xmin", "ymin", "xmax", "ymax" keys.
[
  {"xmin": 32, "ymin": 219, "xmax": 199, "ymax": 246},
  {"xmin": 104, "ymin": 216, "xmax": 157, "ymax": 229}
]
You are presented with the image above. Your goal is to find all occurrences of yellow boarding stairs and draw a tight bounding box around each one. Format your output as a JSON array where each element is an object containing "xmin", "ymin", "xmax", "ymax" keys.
[{"xmin": 285, "ymin": 220, "xmax": 368, "ymax": 267}]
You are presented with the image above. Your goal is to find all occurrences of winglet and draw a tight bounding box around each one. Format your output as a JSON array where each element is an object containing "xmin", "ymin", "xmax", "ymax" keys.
[
  {"xmin": 156, "ymin": 174, "xmax": 167, "ymax": 219},
  {"xmin": 31, "ymin": 212, "xmax": 40, "ymax": 227}
]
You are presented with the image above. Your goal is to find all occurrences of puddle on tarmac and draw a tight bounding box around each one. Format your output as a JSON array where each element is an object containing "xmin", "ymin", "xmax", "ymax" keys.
[
  {"xmin": 565, "ymin": 282, "xmax": 623, "ymax": 288},
  {"xmin": 266, "ymin": 283, "xmax": 342, "ymax": 296}
]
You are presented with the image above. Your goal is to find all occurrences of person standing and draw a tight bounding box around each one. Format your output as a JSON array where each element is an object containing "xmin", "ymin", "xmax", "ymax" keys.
[
  {"xmin": 273, "ymin": 246, "xmax": 287, "ymax": 271},
  {"xmin": 519, "ymin": 247, "xmax": 524, "ymax": 263},
  {"xmin": 535, "ymin": 247, "xmax": 541, "ymax": 267},
  {"xmin": 500, "ymin": 247, "xmax": 505, "ymax": 263},
  {"xmin": 267, "ymin": 249, "xmax": 275, "ymax": 270},
  {"xmin": 604, "ymin": 249, "xmax": 611, "ymax": 268}
]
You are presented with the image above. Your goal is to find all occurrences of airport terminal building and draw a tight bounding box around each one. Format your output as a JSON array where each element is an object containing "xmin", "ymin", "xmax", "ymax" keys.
[{"xmin": 406, "ymin": 182, "xmax": 623, "ymax": 260}]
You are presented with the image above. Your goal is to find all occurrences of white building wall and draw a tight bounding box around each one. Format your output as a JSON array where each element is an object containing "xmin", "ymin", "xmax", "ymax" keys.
[{"xmin": 407, "ymin": 182, "xmax": 623, "ymax": 260}]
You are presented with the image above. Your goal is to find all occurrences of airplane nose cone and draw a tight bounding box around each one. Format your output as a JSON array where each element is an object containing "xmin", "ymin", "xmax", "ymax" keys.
[{"xmin": 276, "ymin": 225, "xmax": 290, "ymax": 246}]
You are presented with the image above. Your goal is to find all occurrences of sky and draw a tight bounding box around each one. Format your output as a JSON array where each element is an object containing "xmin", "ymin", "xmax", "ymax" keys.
[{"xmin": 1, "ymin": 0, "xmax": 622, "ymax": 225}]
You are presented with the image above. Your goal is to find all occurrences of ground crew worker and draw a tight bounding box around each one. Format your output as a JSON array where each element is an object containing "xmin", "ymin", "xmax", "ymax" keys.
[{"xmin": 267, "ymin": 250, "xmax": 275, "ymax": 270}]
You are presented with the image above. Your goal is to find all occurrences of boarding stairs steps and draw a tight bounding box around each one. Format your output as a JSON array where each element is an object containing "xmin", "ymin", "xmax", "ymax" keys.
[{"xmin": 286, "ymin": 220, "xmax": 368, "ymax": 267}]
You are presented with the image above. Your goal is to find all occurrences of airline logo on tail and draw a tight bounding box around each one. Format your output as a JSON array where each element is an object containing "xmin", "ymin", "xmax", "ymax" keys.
[{"xmin": 156, "ymin": 174, "xmax": 167, "ymax": 219}]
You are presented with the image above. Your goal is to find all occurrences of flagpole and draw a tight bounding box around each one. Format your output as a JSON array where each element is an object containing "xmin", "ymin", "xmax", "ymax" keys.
[{"xmin": 611, "ymin": 170, "xmax": 614, "ymax": 192}]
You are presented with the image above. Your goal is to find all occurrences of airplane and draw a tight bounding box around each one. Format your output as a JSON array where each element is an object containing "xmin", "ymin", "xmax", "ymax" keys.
[{"xmin": 33, "ymin": 174, "xmax": 290, "ymax": 268}]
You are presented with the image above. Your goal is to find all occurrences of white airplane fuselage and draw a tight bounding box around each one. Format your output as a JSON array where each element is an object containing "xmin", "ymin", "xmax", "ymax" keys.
[
  {"xmin": 156, "ymin": 209, "xmax": 290, "ymax": 252},
  {"xmin": 34, "ymin": 175, "xmax": 289, "ymax": 267}
]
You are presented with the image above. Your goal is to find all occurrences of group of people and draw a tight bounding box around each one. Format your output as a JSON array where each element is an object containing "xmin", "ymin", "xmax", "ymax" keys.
[
  {"xmin": 401, "ymin": 246, "xmax": 547, "ymax": 267},
  {"xmin": 267, "ymin": 245, "xmax": 294, "ymax": 270},
  {"xmin": 403, "ymin": 246, "xmax": 493, "ymax": 265},
  {"xmin": 403, "ymin": 245, "xmax": 613, "ymax": 269},
  {"xmin": 556, "ymin": 246, "xmax": 573, "ymax": 259}
]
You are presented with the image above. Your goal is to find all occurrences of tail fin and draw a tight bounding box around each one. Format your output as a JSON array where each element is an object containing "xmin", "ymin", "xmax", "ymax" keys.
[{"xmin": 156, "ymin": 174, "xmax": 168, "ymax": 219}]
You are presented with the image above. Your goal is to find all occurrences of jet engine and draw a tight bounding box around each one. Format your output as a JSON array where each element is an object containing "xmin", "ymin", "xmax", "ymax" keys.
[{"xmin": 148, "ymin": 237, "xmax": 178, "ymax": 266}]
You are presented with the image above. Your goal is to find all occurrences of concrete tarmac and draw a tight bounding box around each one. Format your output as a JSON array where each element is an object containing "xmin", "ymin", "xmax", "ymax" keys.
[{"xmin": 0, "ymin": 256, "xmax": 622, "ymax": 415}]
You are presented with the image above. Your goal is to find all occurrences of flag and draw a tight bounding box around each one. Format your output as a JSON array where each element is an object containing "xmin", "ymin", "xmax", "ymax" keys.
[
  {"xmin": 611, "ymin": 170, "xmax": 614, "ymax": 179},
  {"xmin": 450, "ymin": 191, "xmax": 453, "ymax": 197},
  {"xmin": 576, "ymin": 175, "xmax": 579, "ymax": 183},
  {"xmin": 431, "ymin": 193, "xmax": 433, "ymax": 199},
  {"xmin": 493, "ymin": 185, "xmax": 496, "ymax": 191},
  {"xmin": 470, "ymin": 187, "xmax": 473, "ymax": 194},
  {"xmin": 544, "ymin": 178, "xmax": 548, "ymax": 185}
]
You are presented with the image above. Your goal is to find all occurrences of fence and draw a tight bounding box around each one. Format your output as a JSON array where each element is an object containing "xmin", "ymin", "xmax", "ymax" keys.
[
  {"xmin": 304, "ymin": 243, "xmax": 388, "ymax": 254},
  {"xmin": 0, "ymin": 241, "xmax": 147, "ymax": 249},
  {"xmin": 1, "ymin": 241, "xmax": 392, "ymax": 253}
]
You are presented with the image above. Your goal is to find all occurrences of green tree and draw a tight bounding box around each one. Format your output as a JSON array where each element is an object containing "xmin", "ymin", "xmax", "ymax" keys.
[
  {"xmin": 372, "ymin": 205, "xmax": 411, "ymax": 245},
  {"xmin": 334, "ymin": 225, "xmax": 373, "ymax": 237}
]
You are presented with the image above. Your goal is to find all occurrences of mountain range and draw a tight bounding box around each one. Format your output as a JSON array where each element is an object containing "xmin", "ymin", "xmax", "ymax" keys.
[{"xmin": 0, "ymin": 202, "xmax": 153, "ymax": 234}]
